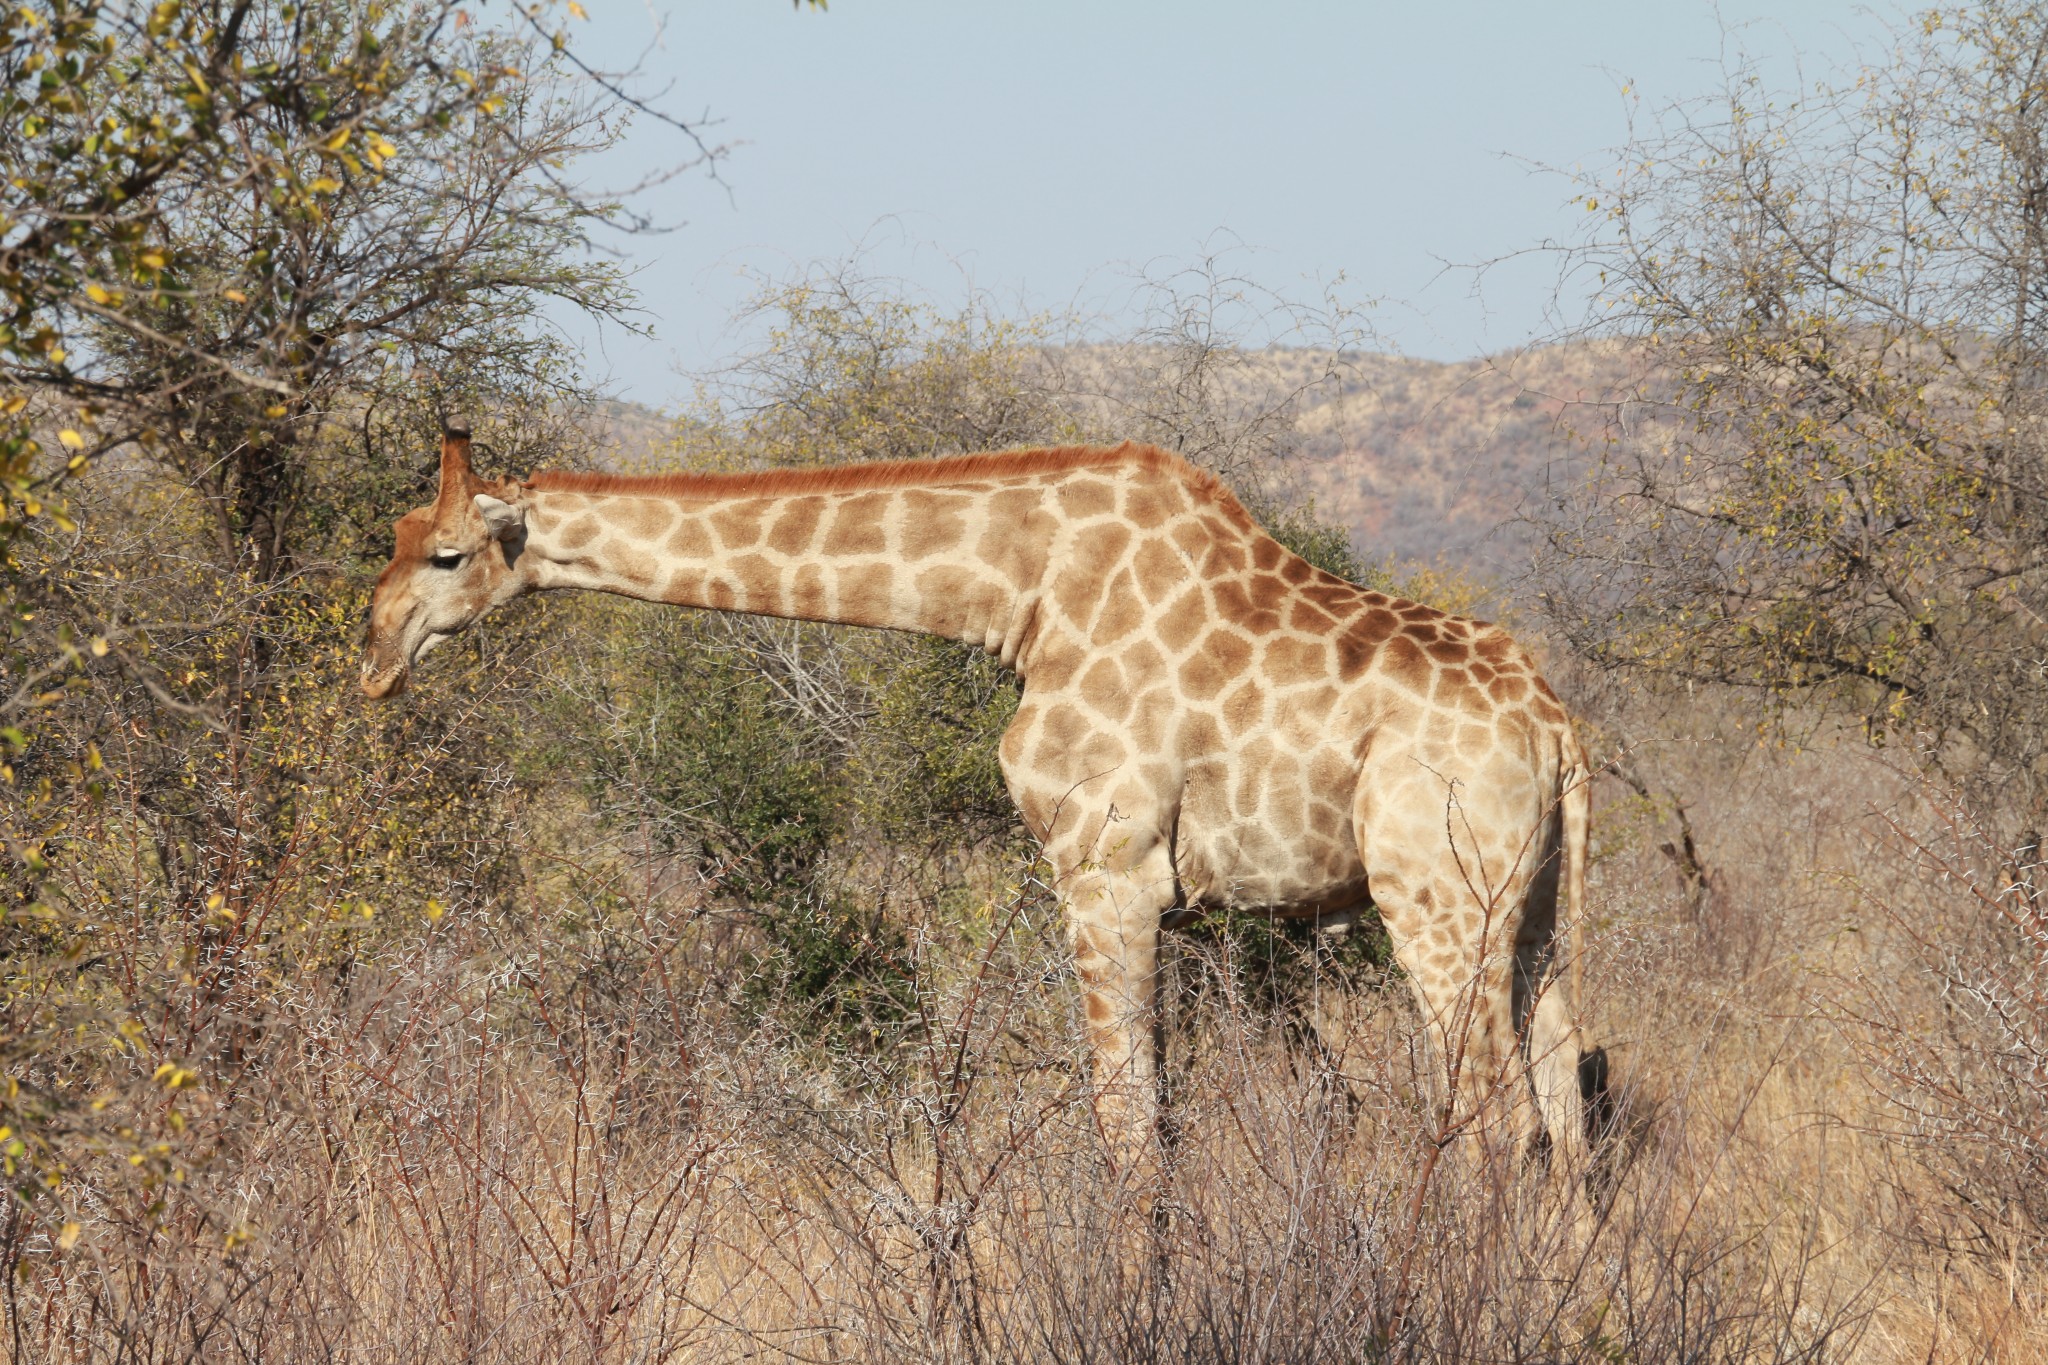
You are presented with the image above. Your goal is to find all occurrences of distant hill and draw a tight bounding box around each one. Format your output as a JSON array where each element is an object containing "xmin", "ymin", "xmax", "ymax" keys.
[
  {"xmin": 576, "ymin": 340, "xmax": 1660, "ymax": 585},
  {"xmin": 576, "ymin": 398, "xmax": 677, "ymax": 471},
  {"xmin": 1283, "ymin": 341, "xmax": 1658, "ymax": 578}
]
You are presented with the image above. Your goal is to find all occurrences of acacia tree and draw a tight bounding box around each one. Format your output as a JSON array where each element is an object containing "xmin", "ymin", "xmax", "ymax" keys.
[
  {"xmin": 2, "ymin": 0, "xmax": 651, "ymax": 627},
  {"xmin": 0, "ymin": 0, "xmax": 693, "ymax": 1246},
  {"xmin": 1540, "ymin": 1, "xmax": 2048, "ymax": 829},
  {"xmin": 0, "ymin": 0, "xmax": 672, "ymax": 892},
  {"xmin": 1532, "ymin": 2, "xmax": 2048, "ymax": 1252}
]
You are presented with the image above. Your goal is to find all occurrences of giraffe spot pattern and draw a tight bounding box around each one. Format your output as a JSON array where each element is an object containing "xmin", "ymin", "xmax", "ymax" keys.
[
  {"xmin": 1155, "ymin": 588, "xmax": 1209, "ymax": 654},
  {"xmin": 1177, "ymin": 628, "xmax": 1252, "ymax": 701},
  {"xmin": 764, "ymin": 495, "xmax": 827, "ymax": 555},
  {"xmin": 1059, "ymin": 478, "xmax": 1118, "ymax": 519},
  {"xmin": 899, "ymin": 491, "xmax": 970, "ymax": 560},
  {"xmin": 618, "ymin": 499, "xmax": 677, "ymax": 540},
  {"xmin": 1121, "ymin": 481, "xmax": 1186, "ymax": 529},
  {"xmin": 408, "ymin": 446, "xmax": 1587, "ymax": 1151},
  {"xmin": 668, "ymin": 518, "xmax": 714, "ymax": 558},
  {"xmin": 1131, "ymin": 536, "xmax": 1186, "ymax": 605},
  {"xmin": 821, "ymin": 493, "xmax": 890, "ymax": 556},
  {"xmin": 1090, "ymin": 567, "xmax": 1149, "ymax": 644}
]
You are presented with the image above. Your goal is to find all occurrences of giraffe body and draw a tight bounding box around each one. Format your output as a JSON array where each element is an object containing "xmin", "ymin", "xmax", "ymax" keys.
[{"xmin": 365, "ymin": 431, "xmax": 1592, "ymax": 1164}]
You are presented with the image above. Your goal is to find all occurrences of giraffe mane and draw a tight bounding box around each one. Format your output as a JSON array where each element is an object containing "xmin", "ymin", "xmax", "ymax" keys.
[{"xmin": 521, "ymin": 441, "xmax": 1259, "ymax": 529}]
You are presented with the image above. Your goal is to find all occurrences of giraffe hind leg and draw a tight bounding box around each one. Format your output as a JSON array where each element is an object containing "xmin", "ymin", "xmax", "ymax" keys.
[
  {"xmin": 1512, "ymin": 844, "xmax": 1589, "ymax": 1170},
  {"xmin": 1356, "ymin": 763, "xmax": 1546, "ymax": 1157},
  {"xmin": 1524, "ymin": 972, "xmax": 1586, "ymax": 1166},
  {"xmin": 1373, "ymin": 882, "xmax": 1523, "ymax": 1152}
]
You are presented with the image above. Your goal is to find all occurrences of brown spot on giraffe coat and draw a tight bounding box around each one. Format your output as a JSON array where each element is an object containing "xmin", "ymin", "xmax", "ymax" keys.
[
  {"xmin": 1131, "ymin": 536, "xmax": 1187, "ymax": 605},
  {"xmin": 709, "ymin": 499, "xmax": 770, "ymax": 550},
  {"xmin": 764, "ymin": 496, "xmax": 827, "ymax": 555},
  {"xmin": 1091, "ymin": 568, "xmax": 1149, "ymax": 645},
  {"xmin": 1059, "ymin": 478, "xmax": 1117, "ymax": 520},
  {"xmin": 1155, "ymin": 588, "xmax": 1209, "ymax": 654},
  {"xmin": 1178, "ymin": 628, "xmax": 1253, "ymax": 701},
  {"xmin": 668, "ymin": 518, "xmax": 714, "ymax": 559},
  {"xmin": 821, "ymin": 493, "xmax": 890, "ymax": 556},
  {"xmin": 1378, "ymin": 634, "xmax": 1431, "ymax": 692},
  {"xmin": 900, "ymin": 491, "xmax": 970, "ymax": 560}
]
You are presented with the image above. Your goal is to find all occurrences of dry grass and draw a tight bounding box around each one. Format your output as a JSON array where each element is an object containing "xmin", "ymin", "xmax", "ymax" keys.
[{"xmin": 7, "ymin": 717, "xmax": 2045, "ymax": 1364}]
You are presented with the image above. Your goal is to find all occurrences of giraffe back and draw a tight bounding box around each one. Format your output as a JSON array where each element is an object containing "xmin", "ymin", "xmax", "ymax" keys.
[{"xmin": 1002, "ymin": 449, "xmax": 1574, "ymax": 915}]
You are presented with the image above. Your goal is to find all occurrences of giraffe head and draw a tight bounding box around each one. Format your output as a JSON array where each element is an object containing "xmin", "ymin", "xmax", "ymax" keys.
[{"xmin": 360, "ymin": 424, "xmax": 528, "ymax": 699}]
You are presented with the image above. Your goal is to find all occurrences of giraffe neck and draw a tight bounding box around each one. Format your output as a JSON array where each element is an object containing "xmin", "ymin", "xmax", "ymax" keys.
[{"xmin": 513, "ymin": 471, "xmax": 1051, "ymax": 665}]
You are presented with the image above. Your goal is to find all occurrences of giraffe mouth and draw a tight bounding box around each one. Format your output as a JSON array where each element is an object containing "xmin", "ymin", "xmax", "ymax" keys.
[
  {"xmin": 360, "ymin": 659, "xmax": 410, "ymax": 699},
  {"xmin": 361, "ymin": 626, "xmax": 455, "ymax": 698}
]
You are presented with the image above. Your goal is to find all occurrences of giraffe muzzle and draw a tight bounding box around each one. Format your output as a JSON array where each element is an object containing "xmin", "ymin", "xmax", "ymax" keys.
[{"xmin": 360, "ymin": 656, "xmax": 409, "ymax": 699}]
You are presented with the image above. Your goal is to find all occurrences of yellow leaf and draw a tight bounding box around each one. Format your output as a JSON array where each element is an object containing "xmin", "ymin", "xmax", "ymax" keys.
[
  {"xmin": 322, "ymin": 127, "xmax": 350, "ymax": 152},
  {"xmin": 568, "ymin": 1, "xmax": 587, "ymax": 16},
  {"xmin": 57, "ymin": 429, "xmax": 84, "ymax": 450},
  {"xmin": 307, "ymin": 177, "xmax": 342, "ymax": 195},
  {"xmin": 223, "ymin": 288, "xmax": 247, "ymax": 303},
  {"xmin": 85, "ymin": 283, "xmax": 113, "ymax": 305},
  {"xmin": 152, "ymin": 1062, "xmax": 198, "ymax": 1090},
  {"xmin": 57, "ymin": 1222, "xmax": 81, "ymax": 1252}
]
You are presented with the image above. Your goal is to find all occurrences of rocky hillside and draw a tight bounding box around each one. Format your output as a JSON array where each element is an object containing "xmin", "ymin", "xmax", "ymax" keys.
[{"xmin": 1284, "ymin": 340, "xmax": 1658, "ymax": 578}]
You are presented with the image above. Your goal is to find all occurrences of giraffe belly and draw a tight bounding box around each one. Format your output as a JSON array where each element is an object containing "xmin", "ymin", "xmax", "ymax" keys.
[{"xmin": 1171, "ymin": 760, "xmax": 1368, "ymax": 913}]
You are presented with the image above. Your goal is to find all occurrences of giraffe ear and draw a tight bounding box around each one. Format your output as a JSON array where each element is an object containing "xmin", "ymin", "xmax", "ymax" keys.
[{"xmin": 473, "ymin": 494, "xmax": 524, "ymax": 541}]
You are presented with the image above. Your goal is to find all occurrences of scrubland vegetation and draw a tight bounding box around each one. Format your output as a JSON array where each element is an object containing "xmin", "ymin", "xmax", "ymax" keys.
[{"xmin": 3, "ymin": 2, "xmax": 2046, "ymax": 1360}]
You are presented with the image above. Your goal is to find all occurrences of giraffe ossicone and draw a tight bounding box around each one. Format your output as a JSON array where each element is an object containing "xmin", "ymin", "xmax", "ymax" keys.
[{"xmin": 364, "ymin": 426, "xmax": 1595, "ymax": 1165}]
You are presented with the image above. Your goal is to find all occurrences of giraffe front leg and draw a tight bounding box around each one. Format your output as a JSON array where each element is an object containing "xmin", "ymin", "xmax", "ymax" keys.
[
  {"xmin": 999, "ymin": 700, "xmax": 1181, "ymax": 1183},
  {"xmin": 1051, "ymin": 837, "xmax": 1179, "ymax": 1173}
]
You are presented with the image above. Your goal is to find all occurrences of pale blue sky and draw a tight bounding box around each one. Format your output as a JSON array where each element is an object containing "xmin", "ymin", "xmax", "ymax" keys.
[{"xmin": 567, "ymin": 2, "xmax": 1899, "ymax": 407}]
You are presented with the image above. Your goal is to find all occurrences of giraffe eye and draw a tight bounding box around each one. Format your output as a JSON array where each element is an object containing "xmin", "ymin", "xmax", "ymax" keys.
[{"xmin": 427, "ymin": 551, "xmax": 465, "ymax": 569}]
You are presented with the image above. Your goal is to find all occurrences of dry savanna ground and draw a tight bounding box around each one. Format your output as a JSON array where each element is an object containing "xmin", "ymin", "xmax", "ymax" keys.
[{"xmin": 8, "ymin": 435, "xmax": 2043, "ymax": 1364}]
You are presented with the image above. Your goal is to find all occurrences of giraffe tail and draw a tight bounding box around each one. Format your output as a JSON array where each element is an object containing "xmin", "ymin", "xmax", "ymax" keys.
[{"xmin": 1561, "ymin": 730, "xmax": 1592, "ymax": 1031}]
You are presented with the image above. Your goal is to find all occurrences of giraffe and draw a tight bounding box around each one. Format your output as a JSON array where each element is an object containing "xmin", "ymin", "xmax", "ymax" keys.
[{"xmin": 362, "ymin": 423, "xmax": 1594, "ymax": 1167}]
